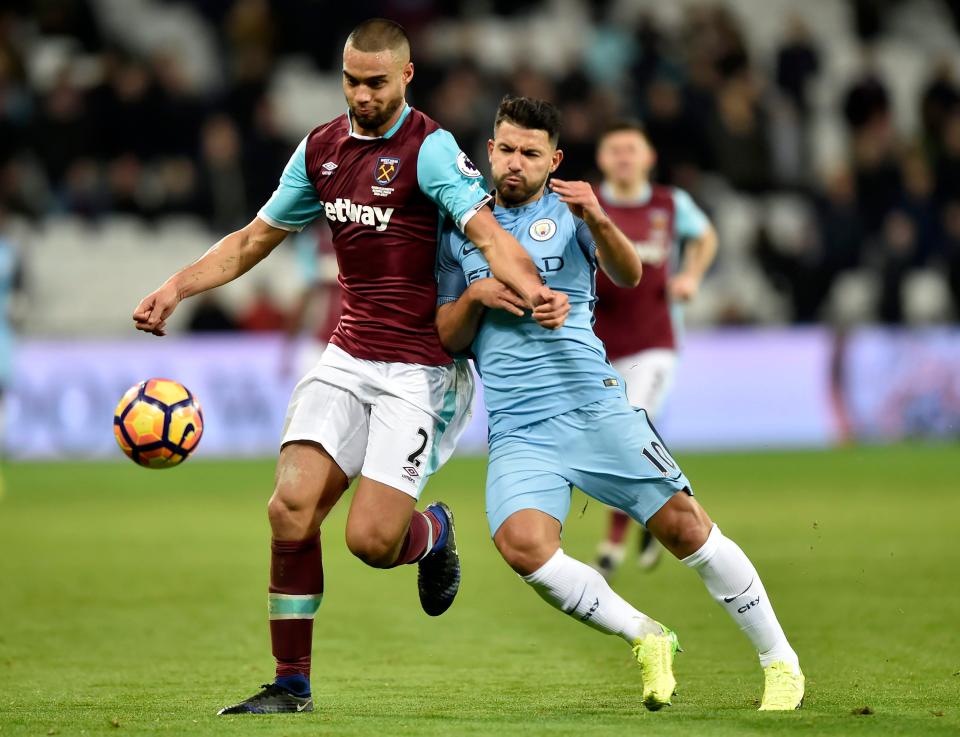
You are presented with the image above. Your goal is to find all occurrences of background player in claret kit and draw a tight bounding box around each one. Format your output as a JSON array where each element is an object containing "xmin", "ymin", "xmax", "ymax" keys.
[
  {"xmin": 131, "ymin": 20, "xmax": 568, "ymax": 716},
  {"xmin": 591, "ymin": 122, "xmax": 718, "ymax": 577},
  {"xmin": 436, "ymin": 96, "xmax": 803, "ymax": 712},
  {"xmin": 280, "ymin": 228, "xmax": 342, "ymax": 379}
]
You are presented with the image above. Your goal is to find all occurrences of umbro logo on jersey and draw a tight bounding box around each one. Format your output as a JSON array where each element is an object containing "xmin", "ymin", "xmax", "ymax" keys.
[
  {"xmin": 323, "ymin": 198, "xmax": 394, "ymax": 231},
  {"xmin": 321, "ymin": 161, "xmax": 338, "ymax": 176}
]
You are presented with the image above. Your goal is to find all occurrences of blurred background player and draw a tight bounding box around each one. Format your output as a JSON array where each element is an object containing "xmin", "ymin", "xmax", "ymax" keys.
[
  {"xmin": 281, "ymin": 226, "xmax": 342, "ymax": 379},
  {"xmin": 591, "ymin": 122, "xmax": 718, "ymax": 577}
]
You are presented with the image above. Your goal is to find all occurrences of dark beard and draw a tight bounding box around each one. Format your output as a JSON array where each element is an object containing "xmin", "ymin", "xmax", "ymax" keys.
[
  {"xmin": 495, "ymin": 173, "xmax": 546, "ymax": 206},
  {"xmin": 350, "ymin": 96, "xmax": 404, "ymax": 132}
]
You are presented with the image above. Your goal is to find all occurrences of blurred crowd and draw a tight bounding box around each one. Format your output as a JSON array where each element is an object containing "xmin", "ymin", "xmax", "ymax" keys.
[{"xmin": 3, "ymin": 0, "xmax": 960, "ymax": 325}]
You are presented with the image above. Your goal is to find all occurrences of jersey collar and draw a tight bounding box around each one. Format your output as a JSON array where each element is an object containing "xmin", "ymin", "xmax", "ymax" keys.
[
  {"xmin": 600, "ymin": 181, "xmax": 651, "ymax": 206},
  {"xmin": 347, "ymin": 103, "xmax": 411, "ymax": 140}
]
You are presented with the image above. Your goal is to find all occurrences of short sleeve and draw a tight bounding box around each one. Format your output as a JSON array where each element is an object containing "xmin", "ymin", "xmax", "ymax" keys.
[
  {"xmin": 417, "ymin": 130, "xmax": 492, "ymax": 231},
  {"xmin": 575, "ymin": 217, "xmax": 598, "ymax": 264},
  {"xmin": 673, "ymin": 188, "xmax": 710, "ymax": 240},
  {"xmin": 257, "ymin": 137, "xmax": 324, "ymax": 232},
  {"xmin": 436, "ymin": 226, "xmax": 468, "ymax": 306}
]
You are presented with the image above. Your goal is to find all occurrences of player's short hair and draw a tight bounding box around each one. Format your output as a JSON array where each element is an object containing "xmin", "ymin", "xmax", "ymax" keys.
[
  {"xmin": 598, "ymin": 120, "xmax": 650, "ymax": 145},
  {"xmin": 346, "ymin": 18, "xmax": 410, "ymax": 58},
  {"xmin": 495, "ymin": 96, "xmax": 562, "ymax": 145}
]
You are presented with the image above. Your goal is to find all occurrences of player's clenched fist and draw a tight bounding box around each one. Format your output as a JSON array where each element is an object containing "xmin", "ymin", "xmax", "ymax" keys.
[
  {"xmin": 132, "ymin": 282, "xmax": 181, "ymax": 336},
  {"xmin": 531, "ymin": 286, "xmax": 569, "ymax": 330},
  {"xmin": 469, "ymin": 279, "xmax": 569, "ymax": 329},
  {"xmin": 668, "ymin": 272, "xmax": 701, "ymax": 302}
]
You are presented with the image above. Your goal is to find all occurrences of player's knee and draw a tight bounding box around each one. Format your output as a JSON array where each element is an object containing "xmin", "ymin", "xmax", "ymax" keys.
[
  {"xmin": 344, "ymin": 522, "xmax": 398, "ymax": 568},
  {"xmin": 659, "ymin": 509, "xmax": 711, "ymax": 557},
  {"xmin": 494, "ymin": 526, "xmax": 555, "ymax": 576},
  {"xmin": 267, "ymin": 491, "xmax": 313, "ymax": 538}
]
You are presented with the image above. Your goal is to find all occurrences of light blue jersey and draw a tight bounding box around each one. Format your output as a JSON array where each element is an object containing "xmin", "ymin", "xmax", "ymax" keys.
[
  {"xmin": 436, "ymin": 189, "xmax": 692, "ymax": 537},
  {"xmin": 437, "ymin": 191, "xmax": 627, "ymax": 436}
]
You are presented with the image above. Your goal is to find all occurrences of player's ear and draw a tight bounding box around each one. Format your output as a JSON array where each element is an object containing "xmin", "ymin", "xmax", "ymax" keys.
[
  {"xmin": 403, "ymin": 62, "xmax": 414, "ymax": 85},
  {"xmin": 487, "ymin": 138, "xmax": 495, "ymax": 163},
  {"xmin": 550, "ymin": 148, "xmax": 564, "ymax": 173}
]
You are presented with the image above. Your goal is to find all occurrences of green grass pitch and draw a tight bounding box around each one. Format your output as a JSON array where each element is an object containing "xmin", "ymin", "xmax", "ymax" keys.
[{"xmin": 1, "ymin": 445, "xmax": 958, "ymax": 736}]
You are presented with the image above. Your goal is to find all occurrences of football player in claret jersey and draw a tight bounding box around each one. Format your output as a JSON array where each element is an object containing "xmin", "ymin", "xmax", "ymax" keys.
[
  {"xmin": 591, "ymin": 122, "xmax": 718, "ymax": 576},
  {"xmin": 436, "ymin": 96, "xmax": 803, "ymax": 711},
  {"xmin": 132, "ymin": 20, "xmax": 569, "ymax": 715}
]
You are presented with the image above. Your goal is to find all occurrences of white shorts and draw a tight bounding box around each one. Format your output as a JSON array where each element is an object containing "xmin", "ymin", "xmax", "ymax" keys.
[
  {"xmin": 281, "ymin": 344, "xmax": 475, "ymax": 499},
  {"xmin": 612, "ymin": 349, "xmax": 678, "ymax": 420}
]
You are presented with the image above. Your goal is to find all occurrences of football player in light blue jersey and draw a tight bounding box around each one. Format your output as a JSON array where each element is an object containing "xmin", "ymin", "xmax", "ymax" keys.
[{"xmin": 436, "ymin": 97, "xmax": 804, "ymax": 712}]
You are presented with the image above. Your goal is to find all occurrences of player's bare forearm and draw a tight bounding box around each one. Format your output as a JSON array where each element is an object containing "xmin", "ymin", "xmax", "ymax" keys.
[
  {"xmin": 436, "ymin": 278, "xmax": 528, "ymax": 353},
  {"xmin": 681, "ymin": 224, "xmax": 718, "ymax": 281},
  {"xmin": 668, "ymin": 224, "xmax": 718, "ymax": 301},
  {"xmin": 132, "ymin": 216, "xmax": 288, "ymax": 336},
  {"xmin": 463, "ymin": 209, "xmax": 543, "ymax": 307},
  {"xmin": 436, "ymin": 295, "xmax": 485, "ymax": 355},
  {"xmin": 174, "ymin": 218, "xmax": 289, "ymax": 300},
  {"xmin": 550, "ymin": 177, "xmax": 641, "ymax": 288},
  {"xmin": 588, "ymin": 214, "xmax": 642, "ymax": 288}
]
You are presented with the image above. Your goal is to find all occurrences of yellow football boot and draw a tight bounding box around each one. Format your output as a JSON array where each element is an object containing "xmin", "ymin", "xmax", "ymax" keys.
[
  {"xmin": 759, "ymin": 661, "xmax": 805, "ymax": 710},
  {"xmin": 632, "ymin": 623, "xmax": 681, "ymax": 711}
]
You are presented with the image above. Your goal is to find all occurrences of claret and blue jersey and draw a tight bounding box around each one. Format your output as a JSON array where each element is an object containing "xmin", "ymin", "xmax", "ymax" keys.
[
  {"xmin": 437, "ymin": 190, "xmax": 628, "ymax": 436},
  {"xmin": 257, "ymin": 103, "xmax": 491, "ymax": 366}
]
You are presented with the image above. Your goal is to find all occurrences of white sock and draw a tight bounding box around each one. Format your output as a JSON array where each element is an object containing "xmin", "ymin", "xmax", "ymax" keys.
[
  {"xmin": 522, "ymin": 548, "xmax": 662, "ymax": 643},
  {"xmin": 683, "ymin": 524, "xmax": 799, "ymax": 670}
]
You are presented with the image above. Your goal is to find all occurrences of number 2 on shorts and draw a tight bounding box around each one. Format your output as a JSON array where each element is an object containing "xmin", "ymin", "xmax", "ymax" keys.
[{"xmin": 407, "ymin": 428, "xmax": 429, "ymax": 469}]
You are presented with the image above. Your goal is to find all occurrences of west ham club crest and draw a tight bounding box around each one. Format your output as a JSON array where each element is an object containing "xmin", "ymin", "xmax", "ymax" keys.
[{"xmin": 375, "ymin": 156, "xmax": 401, "ymax": 185}]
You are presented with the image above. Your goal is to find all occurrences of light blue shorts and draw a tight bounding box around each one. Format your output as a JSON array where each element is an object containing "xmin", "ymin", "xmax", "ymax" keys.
[{"xmin": 485, "ymin": 396, "xmax": 692, "ymax": 537}]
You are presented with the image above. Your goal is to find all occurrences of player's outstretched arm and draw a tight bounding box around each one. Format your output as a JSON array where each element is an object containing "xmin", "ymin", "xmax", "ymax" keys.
[
  {"xmin": 463, "ymin": 209, "xmax": 556, "ymax": 309},
  {"xmin": 551, "ymin": 178, "xmax": 642, "ymax": 288},
  {"xmin": 132, "ymin": 216, "xmax": 289, "ymax": 336},
  {"xmin": 436, "ymin": 278, "xmax": 527, "ymax": 354},
  {"xmin": 668, "ymin": 223, "xmax": 718, "ymax": 301}
]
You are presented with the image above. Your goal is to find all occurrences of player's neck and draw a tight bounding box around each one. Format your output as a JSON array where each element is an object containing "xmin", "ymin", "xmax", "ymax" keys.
[
  {"xmin": 606, "ymin": 179, "xmax": 650, "ymax": 203},
  {"xmin": 495, "ymin": 187, "xmax": 546, "ymax": 209}
]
